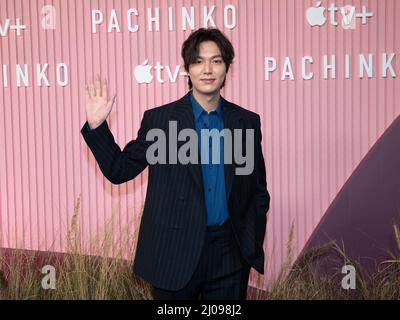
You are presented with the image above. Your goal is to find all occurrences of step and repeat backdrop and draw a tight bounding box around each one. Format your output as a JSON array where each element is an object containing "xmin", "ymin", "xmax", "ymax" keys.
[{"xmin": 1, "ymin": 0, "xmax": 399, "ymax": 288}]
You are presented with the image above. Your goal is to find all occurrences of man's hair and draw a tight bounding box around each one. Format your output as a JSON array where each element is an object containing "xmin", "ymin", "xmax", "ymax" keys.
[{"xmin": 181, "ymin": 28, "xmax": 235, "ymax": 89}]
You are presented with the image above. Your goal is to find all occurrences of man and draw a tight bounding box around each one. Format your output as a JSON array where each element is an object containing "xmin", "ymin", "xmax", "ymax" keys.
[{"xmin": 81, "ymin": 28, "xmax": 270, "ymax": 300}]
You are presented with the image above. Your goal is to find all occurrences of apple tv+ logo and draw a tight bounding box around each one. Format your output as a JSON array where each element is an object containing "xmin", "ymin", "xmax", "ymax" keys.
[
  {"xmin": 134, "ymin": 60, "xmax": 187, "ymax": 84},
  {"xmin": 306, "ymin": 1, "xmax": 327, "ymax": 26},
  {"xmin": 306, "ymin": 1, "xmax": 373, "ymax": 29}
]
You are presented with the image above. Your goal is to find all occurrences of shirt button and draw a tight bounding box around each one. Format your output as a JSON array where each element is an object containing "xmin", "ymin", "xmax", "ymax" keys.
[{"xmin": 208, "ymin": 188, "xmax": 212, "ymax": 192}]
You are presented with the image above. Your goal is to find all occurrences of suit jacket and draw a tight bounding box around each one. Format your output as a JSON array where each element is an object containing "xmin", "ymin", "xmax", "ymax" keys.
[{"xmin": 81, "ymin": 92, "xmax": 270, "ymax": 291}]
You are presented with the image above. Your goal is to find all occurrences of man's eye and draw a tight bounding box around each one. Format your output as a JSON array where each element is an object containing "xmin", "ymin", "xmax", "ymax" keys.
[
  {"xmin": 196, "ymin": 60, "xmax": 202, "ymax": 64},
  {"xmin": 213, "ymin": 60, "xmax": 222, "ymax": 64}
]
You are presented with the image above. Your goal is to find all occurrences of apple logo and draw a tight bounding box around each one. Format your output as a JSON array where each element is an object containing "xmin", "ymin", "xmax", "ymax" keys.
[
  {"xmin": 306, "ymin": 1, "xmax": 326, "ymax": 27},
  {"xmin": 134, "ymin": 59, "xmax": 153, "ymax": 84}
]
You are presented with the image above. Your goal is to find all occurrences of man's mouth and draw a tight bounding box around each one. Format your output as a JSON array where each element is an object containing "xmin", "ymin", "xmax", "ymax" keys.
[{"xmin": 201, "ymin": 79, "xmax": 216, "ymax": 84}]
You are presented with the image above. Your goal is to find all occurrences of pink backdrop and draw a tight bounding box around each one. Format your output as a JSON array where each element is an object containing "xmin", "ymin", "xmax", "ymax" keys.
[{"xmin": 1, "ymin": 0, "xmax": 399, "ymax": 288}]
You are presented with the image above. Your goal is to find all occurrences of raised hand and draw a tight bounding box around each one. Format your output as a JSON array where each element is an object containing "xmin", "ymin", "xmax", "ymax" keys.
[{"xmin": 85, "ymin": 75, "xmax": 116, "ymax": 130}]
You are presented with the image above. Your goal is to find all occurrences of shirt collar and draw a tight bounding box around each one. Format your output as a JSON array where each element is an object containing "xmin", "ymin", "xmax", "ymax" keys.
[{"xmin": 189, "ymin": 90, "xmax": 223, "ymax": 122}]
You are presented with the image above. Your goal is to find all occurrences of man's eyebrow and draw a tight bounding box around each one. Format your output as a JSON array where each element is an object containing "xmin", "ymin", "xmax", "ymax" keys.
[{"xmin": 197, "ymin": 55, "xmax": 223, "ymax": 59}]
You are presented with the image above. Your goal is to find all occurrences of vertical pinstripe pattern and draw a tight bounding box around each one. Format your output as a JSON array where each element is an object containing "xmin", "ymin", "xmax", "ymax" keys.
[
  {"xmin": 0, "ymin": 0, "xmax": 399, "ymax": 289},
  {"xmin": 152, "ymin": 222, "xmax": 250, "ymax": 299},
  {"xmin": 80, "ymin": 92, "xmax": 269, "ymax": 291}
]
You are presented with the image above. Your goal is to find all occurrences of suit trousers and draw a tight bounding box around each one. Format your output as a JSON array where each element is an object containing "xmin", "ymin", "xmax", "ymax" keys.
[{"xmin": 152, "ymin": 219, "xmax": 251, "ymax": 300}]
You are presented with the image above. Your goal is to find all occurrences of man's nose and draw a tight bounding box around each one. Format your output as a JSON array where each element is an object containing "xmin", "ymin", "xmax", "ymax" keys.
[{"xmin": 203, "ymin": 61, "xmax": 212, "ymax": 74}]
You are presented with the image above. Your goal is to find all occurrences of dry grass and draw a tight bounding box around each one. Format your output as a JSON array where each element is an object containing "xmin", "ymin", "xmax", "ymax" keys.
[
  {"xmin": 0, "ymin": 196, "xmax": 152, "ymax": 300},
  {"xmin": 0, "ymin": 250, "xmax": 152, "ymax": 300},
  {"xmin": 266, "ymin": 224, "xmax": 400, "ymax": 300},
  {"xmin": 1, "ymin": 198, "xmax": 399, "ymax": 300}
]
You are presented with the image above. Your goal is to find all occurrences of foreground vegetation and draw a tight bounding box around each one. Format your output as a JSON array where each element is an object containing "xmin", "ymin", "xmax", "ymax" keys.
[{"xmin": 1, "ymin": 198, "xmax": 399, "ymax": 300}]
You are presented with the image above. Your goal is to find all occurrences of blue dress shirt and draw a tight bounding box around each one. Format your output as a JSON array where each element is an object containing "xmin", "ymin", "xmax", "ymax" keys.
[{"xmin": 190, "ymin": 91, "xmax": 229, "ymax": 226}]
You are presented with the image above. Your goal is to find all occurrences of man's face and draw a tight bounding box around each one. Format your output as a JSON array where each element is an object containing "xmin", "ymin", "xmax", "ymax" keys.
[{"xmin": 188, "ymin": 41, "xmax": 227, "ymax": 96}]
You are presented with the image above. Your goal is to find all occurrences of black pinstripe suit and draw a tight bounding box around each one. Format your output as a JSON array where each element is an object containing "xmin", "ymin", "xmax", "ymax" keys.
[{"xmin": 81, "ymin": 92, "xmax": 270, "ymax": 292}]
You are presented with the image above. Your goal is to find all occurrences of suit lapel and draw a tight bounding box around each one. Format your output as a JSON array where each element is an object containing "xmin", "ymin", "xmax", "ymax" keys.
[
  {"xmin": 169, "ymin": 93, "xmax": 204, "ymax": 194},
  {"xmin": 221, "ymin": 97, "xmax": 243, "ymax": 201},
  {"xmin": 169, "ymin": 93, "xmax": 243, "ymax": 202}
]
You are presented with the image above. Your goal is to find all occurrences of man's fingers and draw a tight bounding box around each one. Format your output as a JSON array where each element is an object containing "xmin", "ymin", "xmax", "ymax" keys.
[
  {"xmin": 95, "ymin": 75, "xmax": 101, "ymax": 97},
  {"xmin": 107, "ymin": 94, "xmax": 116, "ymax": 110},
  {"xmin": 89, "ymin": 83, "xmax": 95, "ymax": 98},
  {"xmin": 85, "ymin": 85, "xmax": 91, "ymax": 106},
  {"xmin": 85, "ymin": 84, "xmax": 91, "ymax": 100},
  {"xmin": 102, "ymin": 78, "xmax": 108, "ymax": 99}
]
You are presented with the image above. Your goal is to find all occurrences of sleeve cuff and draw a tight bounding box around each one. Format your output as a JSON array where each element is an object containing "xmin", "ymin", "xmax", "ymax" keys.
[{"xmin": 81, "ymin": 120, "xmax": 109, "ymax": 137}]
